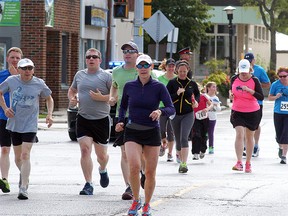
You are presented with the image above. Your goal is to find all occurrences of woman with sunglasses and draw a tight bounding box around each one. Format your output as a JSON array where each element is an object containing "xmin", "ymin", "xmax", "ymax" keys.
[
  {"xmin": 116, "ymin": 54, "xmax": 175, "ymax": 216},
  {"xmin": 166, "ymin": 60, "xmax": 200, "ymax": 173},
  {"xmin": 268, "ymin": 67, "xmax": 288, "ymax": 164}
]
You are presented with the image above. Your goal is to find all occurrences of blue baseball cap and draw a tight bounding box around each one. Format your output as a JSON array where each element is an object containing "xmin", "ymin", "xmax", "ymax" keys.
[{"xmin": 244, "ymin": 53, "xmax": 254, "ymax": 62}]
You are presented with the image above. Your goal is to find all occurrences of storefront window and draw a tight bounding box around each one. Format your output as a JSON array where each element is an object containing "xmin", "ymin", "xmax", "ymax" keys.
[{"xmin": 198, "ymin": 24, "xmax": 236, "ymax": 76}]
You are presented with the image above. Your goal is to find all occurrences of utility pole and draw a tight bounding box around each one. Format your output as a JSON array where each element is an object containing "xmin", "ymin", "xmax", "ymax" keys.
[{"xmin": 134, "ymin": 0, "xmax": 144, "ymax": 52}]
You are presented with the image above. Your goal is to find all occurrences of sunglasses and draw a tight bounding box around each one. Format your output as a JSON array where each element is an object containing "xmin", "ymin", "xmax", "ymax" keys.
[
  {"xmin": 19, "ymin": 66, "xmax": 34, "ymax": 71},
  {"xmin": 279, "ymin": 75, "xmax": 288, "ymax": 78},
  {"xmin": 123, "ymin": 50, "xmax": 138, "ymax": 54},
  {"xmin": 86, "ymin": 55, "xmax": 100, "ymax": 59},
  {"xmin": 136, "ymin": 63, "xmax": 151, "ymax": 69}
]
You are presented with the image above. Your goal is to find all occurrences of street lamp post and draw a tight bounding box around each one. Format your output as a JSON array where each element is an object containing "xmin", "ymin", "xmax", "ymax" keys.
[{"xmin": 223, "ymin": 6, "xmax": 236, "ymax": 76}]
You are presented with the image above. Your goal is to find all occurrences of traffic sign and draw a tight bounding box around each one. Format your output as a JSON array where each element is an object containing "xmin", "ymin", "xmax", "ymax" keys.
[
  {"xmin": 142, "ymin": 10, "xmax": 175, "ymax": 43},
  {"xmin": 142, "ymin": 10, "xmax": 175, "ymax": 60}
]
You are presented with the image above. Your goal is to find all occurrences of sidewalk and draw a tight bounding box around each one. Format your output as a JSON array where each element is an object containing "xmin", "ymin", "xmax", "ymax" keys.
[
  {"xmin": 39, "ymin": 109, "xmax": 68, "ymax": 123},
  {"xmin": 38, "ymin": 109, "xmax": 68, "ymax": 130}
]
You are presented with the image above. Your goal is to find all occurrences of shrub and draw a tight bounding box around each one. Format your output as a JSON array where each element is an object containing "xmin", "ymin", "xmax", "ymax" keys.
[
  {"xmin": 202, "ymin": 71, "xmax": 230, "ymax": 98},
  {"xmin": 267, "ymin": 69, "xmax": 277, "ymax": 83},
  {"xmin": 202, "ymin": 59, "xmax": 230, "ymax": 98}
]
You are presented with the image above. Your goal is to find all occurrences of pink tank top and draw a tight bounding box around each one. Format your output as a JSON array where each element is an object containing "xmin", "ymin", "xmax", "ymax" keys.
[{"xmin": 231, "ymin": 77, "xmax": 260, "ymax": 112}]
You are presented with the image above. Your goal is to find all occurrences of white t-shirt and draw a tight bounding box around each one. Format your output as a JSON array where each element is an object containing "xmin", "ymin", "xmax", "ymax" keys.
[{"xmin": 208, "ymin": 95, "xmax": 221, "ymax": 121}]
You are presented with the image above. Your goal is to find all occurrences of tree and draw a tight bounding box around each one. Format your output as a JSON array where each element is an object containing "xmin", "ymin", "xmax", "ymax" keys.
[
  {"xmin": 149, "ymin": 0, "xmax": 212, "ymax": 57},
  {"xmin": 241, "ymin": 0, "xmax": 288, "ymax": 70}
]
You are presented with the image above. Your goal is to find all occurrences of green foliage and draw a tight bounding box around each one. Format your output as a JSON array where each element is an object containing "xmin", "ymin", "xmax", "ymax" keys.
[
  {"xmin": 240, "ymin": 0, "xmax": 288, "ymax": 70},
  {"xmin": 150, "ymin": 0, "xmax": 212, "ymax": 52},
  {"xmin": 204, "ymin": 58, "xmax": 226, "ymax": 73},
  {"xmin": 267, "ymin": 69, "xmax": 278, "ymax": 83},
  {"xmin": 202, "ymin": 72, "xmax": 230, "ymax": 98},
  {"xmin": 202, "ymin": 59, "xmax": 230, "ymax": 98}
]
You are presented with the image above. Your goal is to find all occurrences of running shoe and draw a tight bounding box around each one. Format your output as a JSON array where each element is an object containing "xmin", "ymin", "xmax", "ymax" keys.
[
  {"xmin": 128, "ymin": 199, "xmax": 142, "ymax": 216},
  {"xmin": 142, "ymin": 203, "xmax": 152, "ymax": 216},
  {"xmin": 79, "ymin": 182, "xmax": 94, "ymax": 195},
  {"xmin": 245, "ymin": 163, "xmax": 252, "ymax": 173},
  {"xmin": 193, "ymin": 153, "xmax": 199, "ymax": 160},
  {"xmin": 159, "ymin": 145, "xmax": 165, "ymax": 157},
  {"xmin": 167, "ymin": 153, "xmax": 173, "ymax": 162},
  {"xmin": 209, "ymin": 146, "xmax": 214, "ymax": 154},
  {"xmin": 99, "ymin": 169, "xmax": 109, "ymax": 188},
  {"xmin": 122, "ymin": 185, "xmax": 133, "ymax": 200},
  {"xmin": 278, "ymin": 148, "xmax": 283, "ymax": 159},
  {"xmin": 140, "ymin": 171, "xmax": 146, "ymax": 189},
  {"xmin": 280, "ymin": 156, "xmax": 287, "ymax": 164},
  {"xmin": 176, "ymin": 154, "xmax": 181, "ymax": 163},
  {"xmin": 18, "ymin": 186, "xmax": 28, "ymax": 200},
  {"xmin": 252, "ymin": 146, "xmax": 259, "ymax": 157},
  {"xmin": 0, "ymin": 178, "xmax": 10, "ymax": 193},
  {"xmin": 178, "ymin": 162, "xmax": 188, "ymax": 173},
  {"xmin": 200, "ymin": 151, "xmax": 205, "ymax": 159},
  {"xmin": 232, "ymin": 161, "xmax": 243, "ymax": 171}
]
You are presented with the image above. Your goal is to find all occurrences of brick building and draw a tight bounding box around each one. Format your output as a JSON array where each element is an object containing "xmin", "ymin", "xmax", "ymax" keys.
[
  {"xmin": 0, "ymin": 0, "xmax": 80, "ymax": 110},
  {"xmin": 21, "ymin": 0, "xmax": 80, "ymax": 110}
]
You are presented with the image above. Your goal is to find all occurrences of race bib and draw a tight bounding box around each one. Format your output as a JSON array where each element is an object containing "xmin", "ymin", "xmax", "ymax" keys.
[
  {"xmin": 195, "ymin": 110, "xmax": 208, "ymax": 120},
  {"xmin": 280, "ymin": 101, "xmax": 288, "ymax": 112}
]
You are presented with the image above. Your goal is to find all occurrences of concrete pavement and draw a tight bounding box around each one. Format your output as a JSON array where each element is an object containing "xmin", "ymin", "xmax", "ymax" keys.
[{"xmin": 2, "ymin": 99, "xmax": 288, "ymax": 215}]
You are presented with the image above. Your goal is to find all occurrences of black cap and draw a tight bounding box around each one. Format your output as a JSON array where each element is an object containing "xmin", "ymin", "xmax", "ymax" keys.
[{"xmin": 165, "ymin": 58, "xmax": 176, "ymax": 65}]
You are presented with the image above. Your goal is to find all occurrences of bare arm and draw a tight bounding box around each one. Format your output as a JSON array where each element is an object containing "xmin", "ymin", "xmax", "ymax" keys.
[
  {"xmin": 109, "ymin": 85, "xmax": 118, "ymax": 106},
  {"xmin": 0, "ymin": 91, "xmax": 14, "ymax": 118},
  {"xmin": 68, "ymin": 87, "xmax": 78, "ymax": 107},
  {"xmin": 268, "ymin": 93, "xmax": 282, "ymax": 101},
  {"xmin": 261, "ymin": 82, "xmax": 271, "ymax": 89},
  {"xmin": 45, "ymin": 95, "xmax": 54, "ymax": 128}
]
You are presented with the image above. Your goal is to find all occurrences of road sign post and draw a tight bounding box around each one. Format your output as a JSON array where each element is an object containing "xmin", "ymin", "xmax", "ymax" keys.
[{"xmin": 142, "ymin": 10, "xmax": 174, "ymax": 61}]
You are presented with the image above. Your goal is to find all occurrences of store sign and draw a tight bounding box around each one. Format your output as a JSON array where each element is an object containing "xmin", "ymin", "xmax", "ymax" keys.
[
  {"xmin": 45, "ymin": 0, "xmax": 54, "ymax": 27},
  {"xmin": 85, "ymin": 6, "xmax": 108, "ymax": 28},
  {"xmin": 0, "ymin": 0, "xmax": 20, "ymax": 26}
]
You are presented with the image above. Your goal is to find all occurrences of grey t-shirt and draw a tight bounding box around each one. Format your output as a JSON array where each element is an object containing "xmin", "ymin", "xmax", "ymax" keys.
[
  {"xmin": 0, "ymin": 75, "xmax": 52, "ymax": 133},
  {"xmin": 71, "ymin": 68, "xmax": 112, "ymax": 120}
]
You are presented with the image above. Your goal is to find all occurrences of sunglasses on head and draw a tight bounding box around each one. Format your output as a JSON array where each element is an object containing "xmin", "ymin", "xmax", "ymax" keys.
[
  {"xmin": 86, "ymin": 55, "xmax": 100, "ymax": 59},
  {"xmin": 279, "ymin": 75, "xmax": 288, "ymax": 78},
  {"xmin": 136, "ymin": 63, "xmax": 151, "ymax": 69},
  {"xmin": 19, "ymin": 66, "xmax": 34, "ymax": 71},
  {"xmin": 123, "ymin": 50, "xmax": 138, "ymax": 54}
]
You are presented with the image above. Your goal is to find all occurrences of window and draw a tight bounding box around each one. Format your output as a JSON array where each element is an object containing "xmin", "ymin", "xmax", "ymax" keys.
[
  {"xmin": 254, "ymin": 26, "xmax": 257, "ymax": 39},
  {"xmin": 258, "ymin": 26, "xmax": 261, "ymax": 39},
  {"xmin": 266, "ymin": 29, "xmax": 269, "ymax": 41},
  {"xmin": 218, "ymin": 25, "xmax": 229, "ymax": 34},
  {"xmin": 61, "ymin": 34, "xmax": 68, "ymax": 84},
  {"xmin": 262, "ymin": 27, "xmax": 265, "ymax": 40}
]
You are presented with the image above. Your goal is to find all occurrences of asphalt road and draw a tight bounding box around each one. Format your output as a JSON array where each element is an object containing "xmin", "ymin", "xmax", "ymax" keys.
[{"xmin": 1, "ymin": 99, "xmax": 288, "ymax": 216}]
